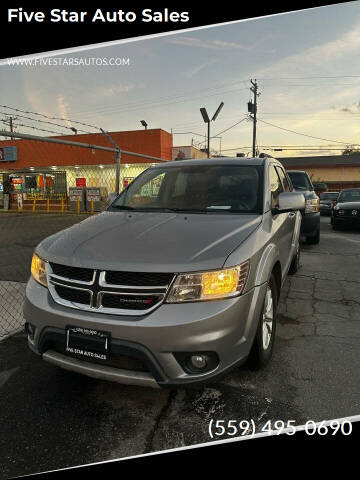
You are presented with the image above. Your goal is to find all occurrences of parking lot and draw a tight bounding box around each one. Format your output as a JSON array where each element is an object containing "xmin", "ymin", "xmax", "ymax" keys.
[{"xmin": 1, "ymin": 214, "xmax": 360, "ymax": 478}]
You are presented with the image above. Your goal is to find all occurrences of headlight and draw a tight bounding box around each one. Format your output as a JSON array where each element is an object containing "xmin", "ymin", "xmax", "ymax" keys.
[
  {"xmin": 31, "ymin": 253, "xmax": 48, "ymax": 287},
  {"xmin": 166, "ymin": 260, "xmax": 249, "ymax": 303},
  {"xmin": 305, "ymin": 198, "xmax": 319, "ymax": 213}
]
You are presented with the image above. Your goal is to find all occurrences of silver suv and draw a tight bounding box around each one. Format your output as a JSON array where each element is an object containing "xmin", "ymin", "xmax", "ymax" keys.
[{"xmin": 24, "ymin": 158, "xmax": 304, "ymax": 388}]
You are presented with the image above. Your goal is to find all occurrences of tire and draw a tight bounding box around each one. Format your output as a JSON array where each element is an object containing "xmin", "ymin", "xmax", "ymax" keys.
[
  {"xmin": 288, "ymin": 243, "xmax": 300, "ymax": 275},
  {"xmin": 332, "ymin": 218, "xmax": 343, "ymax": 230},
  {"xmin": 306, "ymin": 228, "xmax": 320, "ymax": 244},
  {"xmin": 246, "ymin": 273, "xmax": 278, "ymax": 370}
]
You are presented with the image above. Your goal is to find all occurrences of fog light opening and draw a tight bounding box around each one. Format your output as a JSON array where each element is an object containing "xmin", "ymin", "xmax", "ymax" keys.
[
  {"xmin": 25, "ymin": 322, "xmax": 36, "ymax": 340},
  {"xmin": 190, "ymin": 354, "xmax": 208, "ymax": 370}
]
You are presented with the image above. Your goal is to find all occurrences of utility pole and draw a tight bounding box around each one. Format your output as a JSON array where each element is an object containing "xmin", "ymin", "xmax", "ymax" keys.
[
  {"xmin": 1, "ymin": 116, "xmax": 17, "ymax": 138},
  {"xmin": 249, "ymin": 79, "xmax": 260, "ymax": 157}
]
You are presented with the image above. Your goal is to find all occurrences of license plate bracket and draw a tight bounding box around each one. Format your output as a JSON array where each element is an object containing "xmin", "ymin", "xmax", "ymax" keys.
[{"xmin": 65, "ymin": 325, "xmax": 111, "ymax": 361}]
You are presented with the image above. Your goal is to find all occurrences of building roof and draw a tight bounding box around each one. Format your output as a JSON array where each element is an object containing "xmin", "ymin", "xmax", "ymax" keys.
[{"xmin": 279, "ymin": 154, "xmax": 360, "ymax": 168}]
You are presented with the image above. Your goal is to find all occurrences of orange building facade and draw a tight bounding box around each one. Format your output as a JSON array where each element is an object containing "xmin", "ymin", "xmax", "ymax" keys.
[
  {"xmin": 0, "ymin": 128, "xmax": 173, "ymax": 211},
  {"xmin": 0, "ymin": 128, "xmax": 173, "ymax": 169}
]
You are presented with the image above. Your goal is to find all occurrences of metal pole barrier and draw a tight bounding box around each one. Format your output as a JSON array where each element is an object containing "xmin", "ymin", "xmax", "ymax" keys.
[
  {"xmin": 47, "ymin": 198, "xmax": 50, "ymax": 213},
  {"xmin": 33, "ymin": 199, "xmax": 36, "ymax": 212},
  {"xmin": 77, "ymin": 198, "xmax": 80, "ymax": 214},
  {"xmin": 90, "ymin": 198, "xmax": 94, "ymax": 214},
  {"xmin": 115, "ymin": 149, "xmax": 121, "ymax": 194},
  {"xmin": 17, "ymin": 194, "xmax": 22, "ymax": 213},
  {"xmin": 61, "ymin": 198, "xmax": 64, "ymax": 213}
]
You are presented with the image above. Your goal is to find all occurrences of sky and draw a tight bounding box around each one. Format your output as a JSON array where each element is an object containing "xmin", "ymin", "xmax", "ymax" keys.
[{"xmin": 2, "ymin": 1, "xmax": 360, "ymax": 157}]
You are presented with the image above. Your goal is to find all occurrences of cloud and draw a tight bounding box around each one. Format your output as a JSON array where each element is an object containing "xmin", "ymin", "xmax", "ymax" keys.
[
  {"xmin": 185, "ymin": 59, "xmax": 219, "ymax": 78},
  {"xmin": 100, "ymin": 83, "xmax": 137, "ymax": 97},
  {"xmin": 57, "ymin": 95, "xmax": 72, "ymax": 127},
  {"xmin": 336, "ymin": 100, "xmax": 360, "ymax": 113},
  {"xmin": 168, "ymin": 36, "xmax": 246, "ymax": 50},
  {"xmin": 255, "ymin": 21, "xmax": 360, "ymax": 78}
]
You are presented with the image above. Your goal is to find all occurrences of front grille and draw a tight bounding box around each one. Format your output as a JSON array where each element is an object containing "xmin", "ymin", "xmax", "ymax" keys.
[
  {"xmin": 105, "ymin": 271, "xmax": 173, "ymax": 286},
  {"xmin": 54, "ymin": 284, "xmax": 91, "ymax": 305},
  {"xmin": 101, "ymin": 293, "xmax": 163, "ymax": 310},
  {"xmin": 47, "ymin": 264, "xmax": 174, "ymax": 315},
  {"xmin": 50, "ymin": 263, "xmax": 94, "ymax": 282}
]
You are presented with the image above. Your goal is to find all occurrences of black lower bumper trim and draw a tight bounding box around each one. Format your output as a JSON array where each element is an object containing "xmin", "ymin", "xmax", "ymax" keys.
[{"xmin": 35, "ymin": 327, "xmax": 167, "ymax": 383}]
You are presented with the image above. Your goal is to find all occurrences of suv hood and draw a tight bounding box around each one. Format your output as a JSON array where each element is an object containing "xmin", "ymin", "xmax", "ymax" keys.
[
  {"xmin": 294, "ymin": 189, "xmax": 317, "ymax": 200},
  {"xmin": 37, "ymin": 211, "xmax": 262, "ymax": 272}
]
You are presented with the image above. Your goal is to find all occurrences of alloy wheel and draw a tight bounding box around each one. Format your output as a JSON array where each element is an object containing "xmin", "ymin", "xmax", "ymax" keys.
[{"xmin": 262, "ymin": 286, "xmax": 274, "ymax": 350}]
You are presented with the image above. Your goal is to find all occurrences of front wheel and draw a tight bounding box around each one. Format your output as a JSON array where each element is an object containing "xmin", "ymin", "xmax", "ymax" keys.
[
  {"xmin": 246, "ymin": 274, "xmax": 278, "ymax": 370},
  {"xmin": 288, "ymin": 244, "xmax": 300, "ymax": 275},
  {"xmin": 306, "ymin": 228, "xmax": 320, "ymax": 244}
]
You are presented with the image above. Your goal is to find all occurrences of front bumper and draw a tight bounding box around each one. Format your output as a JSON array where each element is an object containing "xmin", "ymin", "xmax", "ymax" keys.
[
  {"xmin": 333, "ymin": 214, "xmax": 360, "ymax": 227},
  {"xmin": 320, "ymin": 204, "xmax": 331, "ymax": 215},
  {"xmin": 24, "ymin": 277, "xmax": 267, "ymax": 387},
  {"xmin": 300, "ymin": 211, "xmax": 320, "ymax": 236}
]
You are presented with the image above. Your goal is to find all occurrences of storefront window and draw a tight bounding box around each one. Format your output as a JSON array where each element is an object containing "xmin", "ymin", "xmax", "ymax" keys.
[{"xmin": 8, "ymin": 171, "xmax": 67, "ymax": 199}]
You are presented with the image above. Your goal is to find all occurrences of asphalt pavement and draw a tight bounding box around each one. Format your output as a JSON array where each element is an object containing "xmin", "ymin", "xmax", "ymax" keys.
[{"xmin": 0, "ymin": 214, "xmax": 359, "ymax": 478}]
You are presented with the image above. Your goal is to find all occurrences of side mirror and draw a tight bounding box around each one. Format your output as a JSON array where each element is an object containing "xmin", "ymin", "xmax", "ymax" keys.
[
  {"xmin": 107, "ymin": 192, "xmax": 118, "ymax": 206},
  {"xmin": 273, "ymin": 192, "xmax": 305, "ymax": 214}
]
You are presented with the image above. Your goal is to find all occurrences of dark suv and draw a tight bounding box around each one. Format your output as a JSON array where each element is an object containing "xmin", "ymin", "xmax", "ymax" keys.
[
  {"xmin": 287, "ymin": 170, "xmax": 320, "ymax": 244},
  {"xmin": 319, "ymin": 191, "xmax": 339, "ymax": 216}
]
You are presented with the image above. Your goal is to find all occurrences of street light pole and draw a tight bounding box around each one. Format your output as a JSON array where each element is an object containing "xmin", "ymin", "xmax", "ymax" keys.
[{"xmin": 200, "ymin": 102, "xmax": 224, "ymax": 158}]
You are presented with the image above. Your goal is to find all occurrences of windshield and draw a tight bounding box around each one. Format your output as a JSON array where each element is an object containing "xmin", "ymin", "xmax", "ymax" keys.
[
  {"xmin": 287, "ymin": 171, "xmax": 313, "ymax": 191},
  {"xmin": 320, "ymin": 192, "xmax": 338, "ymax": 200},
  {"xmin": 338, "ymin": 189, "xmax": 360, "ymax": 203},
  {"xmin": 110, "ymin": 164, "xmax": 263, "ymax": 214}
]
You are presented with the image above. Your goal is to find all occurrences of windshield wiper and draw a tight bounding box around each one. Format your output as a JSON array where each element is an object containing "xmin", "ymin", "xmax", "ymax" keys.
[
  {"xmin": 163, "ymin": 207, "xmax": 236, "ymax": 214},
  {"xmin": 111, "ymin": 205, "xmax": 137, "ymax": 210}
]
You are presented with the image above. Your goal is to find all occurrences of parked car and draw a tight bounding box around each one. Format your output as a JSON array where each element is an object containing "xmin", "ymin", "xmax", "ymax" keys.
[
  {"xmin": 313, "ymin": 182, "xmax": 327, "ymax": 197},
  {"xmin": 287, "ymin": 170, "xmax": 320, "ymax": 244},
  {"xmin": 319, "ymin": 191, "xmax": 339, "ymax": 216},
  {"xmin": 331, "ymin": 188, "xmax": 360, "ymax": 230},
  {"xmin": 24, "ymin": 157, "xmax": 304, "ymax": 388}
]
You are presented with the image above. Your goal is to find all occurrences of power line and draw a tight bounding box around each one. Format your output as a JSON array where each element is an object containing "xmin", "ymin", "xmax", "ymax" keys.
[
  {"xmin": 257, "ymin": 75, "xmax": 360, "ymax": 80},
  {"xmin": 256, "ymin": 118, "xmax": 360, "ymax": 146},
  {"xmin": 0, "ymin": 105, "xmax": 101, "ymax": 131},
  {"xmin": 212, "ymin": 117, "xmax": 248, "ymax": 137},
  {"xmin": 0, "ymin": 111, "xmax": 90, "ymax": 134},
  {"xmin": 0, "ymin": 120, "xmax": 71, "ymax": 136},
  {"xmin": 66, "ymin": 87, "xmax": 249, "ymax": 120}
]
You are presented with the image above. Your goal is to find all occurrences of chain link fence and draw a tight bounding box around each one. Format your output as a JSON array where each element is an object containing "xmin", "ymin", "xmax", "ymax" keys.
[{"xmin": 0, "ymin": 130, "xmax": 168, "ymax": 338}]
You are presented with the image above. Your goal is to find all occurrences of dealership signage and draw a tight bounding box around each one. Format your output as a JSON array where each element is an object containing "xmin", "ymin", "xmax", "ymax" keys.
[
  {"xmin": 0, "ymin": 146, "xmax": 17, "ymax": 162},
  {"xmin": 123, "ymin": 177, "xmax": 134, "ymax": 188},
  {"xmin": 76, "ymin": 177, "xmax": 86, "ymax": 187}
]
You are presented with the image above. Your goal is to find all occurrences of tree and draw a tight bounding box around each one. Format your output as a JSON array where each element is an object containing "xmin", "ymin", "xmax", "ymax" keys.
[{"xmin": 342, "ymin": 145, "xmax": 360, "ymax": 155}]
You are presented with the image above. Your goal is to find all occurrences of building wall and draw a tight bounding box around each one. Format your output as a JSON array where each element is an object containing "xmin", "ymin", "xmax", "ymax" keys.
[
  {"xmin": 172, "ymin": 145, "xmax": 207, "ymax": 160},
  {"xmin": 0, "ymin": 129, "xmax": 173, "ymax": 170},
  {"xmin": 283, "ymin": 165, "xmax": 360, "ymax": 182}
]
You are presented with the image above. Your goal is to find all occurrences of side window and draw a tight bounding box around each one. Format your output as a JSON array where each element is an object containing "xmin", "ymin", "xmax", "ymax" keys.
[
  {"xmin": 269, "ymin": 166, "xmax": 284, "ymax": 208},
  {"xmin": 131, "ymin": 173, "xmax": 165, "ymax": 205},
  {"xmin": 276, "ymin": 166, "xmax": 291, "ymax": 192},
  {"xmin": 171, "ymin": 172, "xmax": 187, "ymax": 198}
]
